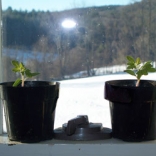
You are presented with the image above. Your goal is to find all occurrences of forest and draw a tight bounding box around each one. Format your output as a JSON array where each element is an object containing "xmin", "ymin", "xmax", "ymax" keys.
[{"xmin": 2, "ymin": 0, "xmax": 156, "ymax": 81}]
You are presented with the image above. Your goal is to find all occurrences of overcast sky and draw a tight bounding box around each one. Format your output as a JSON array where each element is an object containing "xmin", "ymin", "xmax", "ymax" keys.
[{"xmin": 2, "ymin": 0, "xmax": 141, "ymax": 11}]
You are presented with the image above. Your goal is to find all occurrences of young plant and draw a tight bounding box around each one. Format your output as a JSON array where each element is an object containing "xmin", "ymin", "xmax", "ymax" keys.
[
  {"xmin": 12, "ymin": 60, "xmax": 40, "ymax": 87},
  {"xmin": 124, "ymin": 56, "xmax": 156, "ymax": 87}
]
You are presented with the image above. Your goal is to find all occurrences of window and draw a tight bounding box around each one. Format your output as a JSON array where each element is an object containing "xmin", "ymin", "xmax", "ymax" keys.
[{"xmin": 2, "ymin": 0, "xmax": 154, "ymax": 134}]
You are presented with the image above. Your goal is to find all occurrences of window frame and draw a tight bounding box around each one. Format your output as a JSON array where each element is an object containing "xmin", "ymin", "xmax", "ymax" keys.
[{"xmin": 0, "ymin": 0, "xmax": 3, "ymax": 134}]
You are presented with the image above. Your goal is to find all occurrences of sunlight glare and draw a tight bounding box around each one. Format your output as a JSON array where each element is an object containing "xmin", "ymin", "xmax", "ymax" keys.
[{"xmin": 61, "ymin": 19, "xmax": 76, "ymax": 28}]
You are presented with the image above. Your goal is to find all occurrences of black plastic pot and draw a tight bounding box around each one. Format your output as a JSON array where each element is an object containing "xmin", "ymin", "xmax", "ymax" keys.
[
  {"xmin": 105, "ymin": 79, "xmax": 156, "ymax": 142},
  {"xmin": 0, "ymin": 81, "xmax": 59, "ymax": 143}
]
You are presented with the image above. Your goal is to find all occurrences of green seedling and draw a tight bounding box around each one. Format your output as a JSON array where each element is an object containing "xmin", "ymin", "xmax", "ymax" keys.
[
  {"xmin": 124, "ymin": 56, "xmax": 156, "ymax": 87},
  {"xmin": 12, "ymin": 60, "xmax": 40, "ymax": 87}
]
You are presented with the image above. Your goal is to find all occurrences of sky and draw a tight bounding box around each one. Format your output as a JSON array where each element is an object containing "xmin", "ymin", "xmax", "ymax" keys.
[{"xmin": 2, "ymin": 0, "xmax": 141, "ymax": 11}]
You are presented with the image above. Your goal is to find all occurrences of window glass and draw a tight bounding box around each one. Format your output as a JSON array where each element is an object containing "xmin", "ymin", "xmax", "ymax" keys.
[{"xmin": 2, "ymin": 0, "xmax": 154, "ymax": 132}]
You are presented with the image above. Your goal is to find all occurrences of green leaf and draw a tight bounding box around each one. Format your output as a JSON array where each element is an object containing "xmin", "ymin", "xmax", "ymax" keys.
[
  {"xmin": 144, "ymin": 61, "xmax": 152, "ymax": 64},
  {"xmin": 12, "ymin": 60, "xmax": 20, "ymax": 68},
  {"xmin": 147, "ymin": 67, "xmax": 156, "ymax": 72},
  {"xmin": 137, "ymin": 70, "xmax": 143, "ymax": 80},
  {"xmin": 31, "ymin": 72, "xmax": 40, "ymax": 77},
  {"xmin": 124, "ymin": 70, "xmax": 136, "ymax": 76},
  {"xmin": 25, "ymin": 69, "xmax": 40, "ymax": 78},
  {"xmin": 127, "ymin": 64, "xmax": 136, "ymax": 69},
  {"xmin": 13, "ymin": 78, "xmax": 22, "ymax": 87},
  {"xmin": 142, "ymin": 63, "xmax": 156, "ymax": 73},
  {"xmin": 12, "ymin": 60, "xmax": 25, "ymax": 73},
  {"xmin": 19, "ymin": 62, "xmax": 26, "ymax": 70},
  {"xmin": 125, "ymin": 56, "xmax": 156, "ymax": 86},
  {"xmin": 126, "ymin": 56, "xmax": 135, "ymax": 63},
  {"xmin": 135, "ymin": 57, "xmax": 141, "ymax": 65},
  {"xmin": 127, "ymin": 62, "xmax": 134, "ymax": 65},
  {"xmin": 12, "ymin": 68, "xmax": 20, "ymax": 72},
  {"xmin": 12, "ymin": 60, "xmax": 40, "ymax": 87},
  {"xmin": 143, "ymin": 62, "xmax": 152, "ymax": 68},
  {"xmin": 140, "ymin": 69, "xmax": 148, "ymax": 75}
]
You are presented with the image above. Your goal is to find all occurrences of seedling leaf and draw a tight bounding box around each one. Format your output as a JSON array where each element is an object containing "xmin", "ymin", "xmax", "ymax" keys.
[
  {"xmin": 12, "ymin": 60, "xmax": 20, "ymax": 68},
  {"xmin": 12, "ymin": 68, "xmax": 20, "ymax": 72},
  {"xmin": 136, "ymin": 57, "xmax": 141, "ymax": 65},
  {"xmin": 12, "ymin": 60, "xmax": 40, "ymax": 87},
  {"xmin": 127, "ymin": 56, "xmax": 135, "ymax": 63},
  {"xmin": 148, "ymin": 68, "xmax": 156, "ymax": 72},
  {"xmin": 124, "ymin": 70, "xmax": 136, "ymax": 76},
  {"xmin": 25, "ymin": 69, "xmax": 40, "ymax": 78},
  {"xmin": 13, "ymin": 78, "xmax": 22, "ymax": 87},
  {"xmin": 124, "ymin": 56, "xmax": 156, "ymax": 86}
]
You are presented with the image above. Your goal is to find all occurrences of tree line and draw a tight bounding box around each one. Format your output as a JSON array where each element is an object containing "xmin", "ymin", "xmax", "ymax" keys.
[{"xmin": 2, "ymin": 0, "xmax": 156, "ymax": 81}]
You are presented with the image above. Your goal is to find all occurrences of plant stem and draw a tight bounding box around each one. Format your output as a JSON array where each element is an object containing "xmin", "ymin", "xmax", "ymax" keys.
[
  {"xmin": 21, "ymin": 75, "xmax": 25, "ymax": 87},
  {"xmin": 136, "ymin": 79, "xmax": 140, "ymax": 87}
]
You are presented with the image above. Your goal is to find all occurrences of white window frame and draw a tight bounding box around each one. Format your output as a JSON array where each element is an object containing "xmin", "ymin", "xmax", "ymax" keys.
[{"xmin": 0, "ymin": 0, "xmax": 3, "ymax": 135}]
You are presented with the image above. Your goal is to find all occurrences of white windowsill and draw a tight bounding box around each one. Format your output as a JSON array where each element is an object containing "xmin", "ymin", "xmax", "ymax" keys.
[
  {"xmin": 1, "ymin": 134, "xmax": 156, "ymax": 156},
  {"xmin": 0, "ymin": 134, "xmax": 128, "ymax": 145}
]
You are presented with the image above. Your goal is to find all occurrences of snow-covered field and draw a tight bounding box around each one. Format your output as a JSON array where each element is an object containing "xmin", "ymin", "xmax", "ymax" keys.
[
  {"xmin": 3, "ymin": 72, "xmax": 156, "ymax": 131},
  {"xmin": 54, "ymin": 72, "xmax": 156, "ymax": 129}
]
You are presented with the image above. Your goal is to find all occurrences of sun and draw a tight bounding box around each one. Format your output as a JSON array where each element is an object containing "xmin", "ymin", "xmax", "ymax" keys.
[{"xmin": 61, "ymin": 19, "xmax": 76, "ymax": 29}]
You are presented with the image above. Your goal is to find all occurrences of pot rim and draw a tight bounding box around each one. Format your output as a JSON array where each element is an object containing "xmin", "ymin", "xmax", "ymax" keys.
[
  {"xmin": 105, "ymin": 79, "xmax": 156, "ymax": 88},
  {"xmin": 104, "ymin": 79, "xmax": 156, "ymax": 102},
  {"xmin": 0, "ymin": 81, "xmax": 60, "ymax": 87}
]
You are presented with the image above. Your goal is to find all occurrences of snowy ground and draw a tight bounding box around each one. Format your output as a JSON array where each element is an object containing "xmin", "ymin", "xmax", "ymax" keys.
[{"xmin": 3, "ymin": 72, "xmax": 156, "ymax": 132}]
